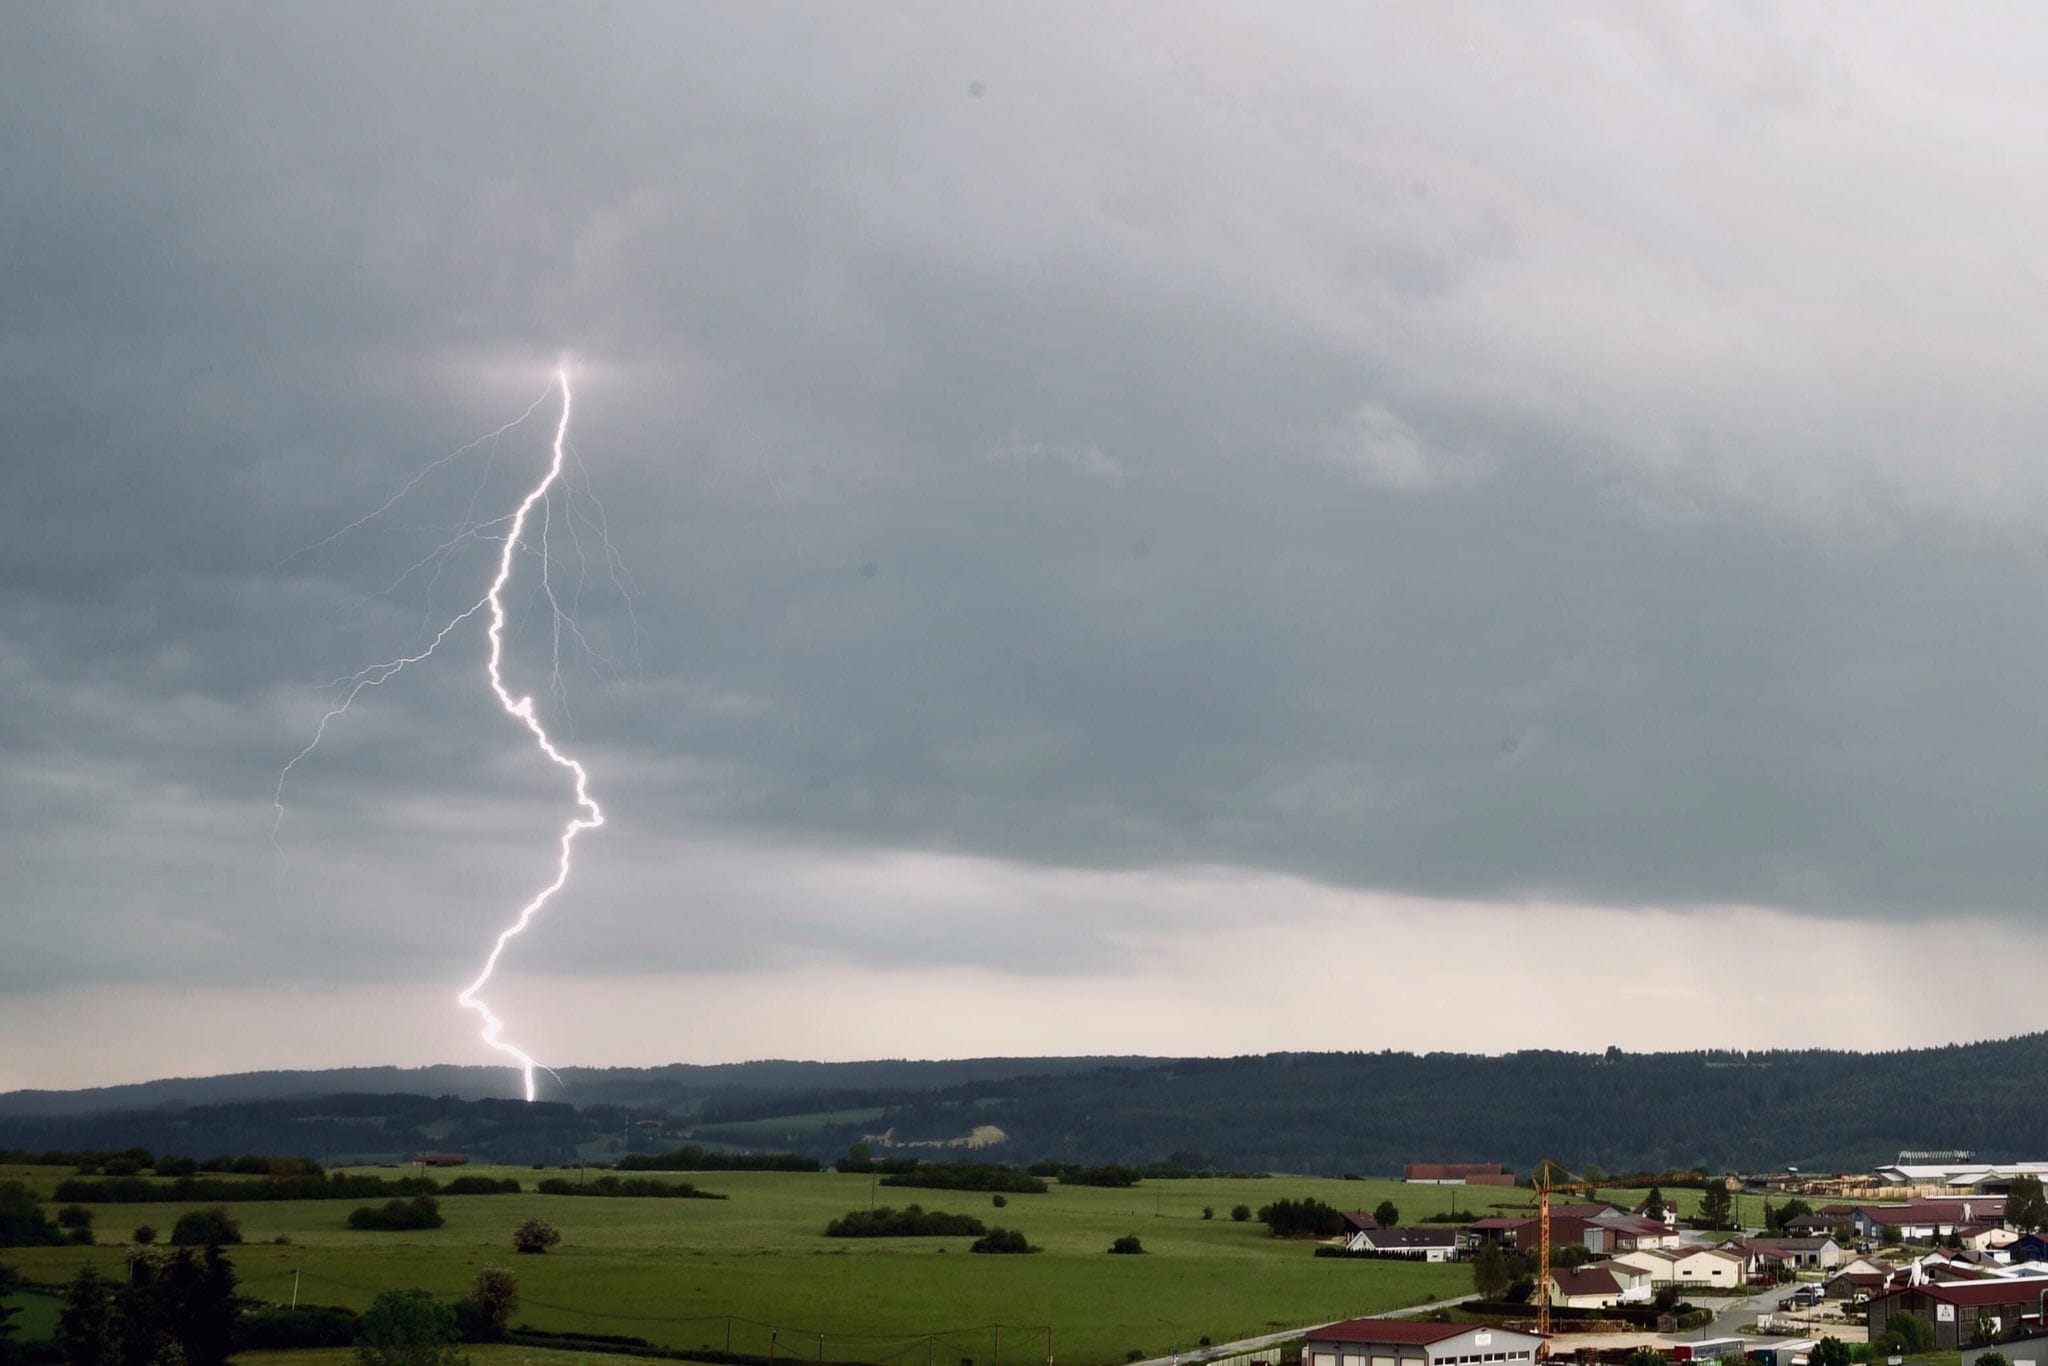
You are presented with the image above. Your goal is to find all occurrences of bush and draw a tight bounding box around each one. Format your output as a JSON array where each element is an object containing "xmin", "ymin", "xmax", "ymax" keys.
[
  {"xmin": 133, "ymin": 1225, "xmax": 157, "ymax": 1245},
  {"xmin": 1202, "ymin": 1206, "xmax": 1215, "ymax": 1220},
  {"xmin": 1058, "ymin": 1166, "xmax": 1143, "ymax": 1188},
  {"xmin": 1231, "ymin": 1205, "xmax": 1251, "ymax": 1222},
  {"xmin": 439, "ymin": 1177, "xmax": 521, "ymax": 1196},
  {"xmin": 348, "ymin": 1197, "xmax": 445, "ymax": 1231},
  {"xmin": 456, "ymin": 1268, "xmax": 518, "ymax": 1342},
  {"xmin": 512, "ymin": 1219, "xmax": 561, "ymax": 1254},
  {"xmin": 968, "ymin": 1227, "xmax": 1039, "ymax": 1254},
  {"xmin": 1109, "ymin": 1234, "xmax": 1145, "ymax": 1254},
  {"xmin": 992, "ymin": 1195, "xmax": 1007, "ymax": 1208},
  {"xmin": 825, "ymin": 1206, "xmax": 987, "ymax": 1238},
  {"xmin": 169, "ymin": 1207, "xmax": 242, "ymax": 1247},
  {"xmin": 55, "ymin": 1206, "xmax": 91, "ymax": 1232},
  {"xmin": 356, "ymin": 1288, "xmax": 463, "ymax": 1366},
  {"xmin": 233, "ymin": 1304, "xmax": 362, "ymax": 1352}
]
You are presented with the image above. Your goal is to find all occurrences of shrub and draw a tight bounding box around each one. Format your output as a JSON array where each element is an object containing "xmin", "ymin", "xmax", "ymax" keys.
[
  {"xmin": 169, "ymin": 1207, "xmax": 242, "ymax": 1247},
  {"xmin": 512, "ymin": 1218, "xmax": 561, "ymax": 1254},
  {"xmin": 56, "ymin": 1206, "xmax": 92, "ymax": 1232},
  {"xmin": 356, "ymin": 1287, "xmax": 462, "ymax": 1366},
  {"xmin": 456, "ymin": 1267, "xmax": 518, "ymax": 1342},
  {"xmin": 348, "ymin": 1197, "xmax": 444, "ymax": 1232},
  {"xmin": 1231, "ymin": 1205, "xmax": 1251, "ymax": 1222},
  {"xmin": 1109, "ymin": 1234, "xmax": 1145, "ymax": 1254},
  {"xmin": 440, "ymin": 1177, "xmax": 521, "ymax": 1196},
  {"xmin": 1202, "ymin": 1206, "xmax": 1215, "ymax": 1220},
  {"xmin": 133, "ymin": 1225, "xmax": 157, "ymax": 1245},
  {"xmin": 968, "ymin": 1227, "xmax": 1039, "ymax": 1254},
  {"xmin": 992, "ymin": 1195, "xmax": 1007, "ymax": 1209},
  {"xmin": 233, "ymin": 1304, "xmax": 362, "ymax": 1352},
  {"xmin": 825, "ymin": 1206, "xmax": 987, "ymax": 1238},
  {"xmin": 1058, "ymin": 1166, "xmax": 1143, "ymax": 1188}
]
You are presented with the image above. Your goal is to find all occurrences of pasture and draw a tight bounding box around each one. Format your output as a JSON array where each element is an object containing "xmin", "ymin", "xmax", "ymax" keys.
[{"xmin": 0, "ymin": 1165, "xmax": 1742, "ymax": 1366}]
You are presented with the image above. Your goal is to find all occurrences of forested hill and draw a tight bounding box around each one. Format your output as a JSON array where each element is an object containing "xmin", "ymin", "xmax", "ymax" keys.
[{"xmin": 4, "ymin": 1036, "xmax": 2046, "ymax": 1172}]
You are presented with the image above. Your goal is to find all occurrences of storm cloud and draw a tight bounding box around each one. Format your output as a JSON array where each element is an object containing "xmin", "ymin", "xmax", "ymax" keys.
[{"xmin": 6, "ymin": 4, "xmax": 2048, "ymax": 1084}]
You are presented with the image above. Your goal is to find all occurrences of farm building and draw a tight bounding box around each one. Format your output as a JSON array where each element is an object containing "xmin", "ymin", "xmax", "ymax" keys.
[
  {"xmin": 1865, "ymin": 1279, "xmax": 2046, "ymax": 1350},
  {"xmin": 1302, "ymin": 1319, "xmax": 1543, "ymax": 1366},
  {"xmin": 1404, "ymin": 1162, "xmax": 1516, "ymax": 1187}
]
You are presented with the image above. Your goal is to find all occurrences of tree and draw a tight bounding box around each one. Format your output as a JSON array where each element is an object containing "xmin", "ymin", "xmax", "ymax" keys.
[
  {"xmin": 1625, "ymin": 1350, "xmax": 1663, "ymax": 1366},
  {"xmin": 356, "ymin": 1288, "xmax": 463, "ymax": 1366},
  {"xmin": 511, "ymin": 1218, "xmax": 559, "ymax": 1254},
  {"xmin": 1875, "ymin": 1312, "xmax": 1934, "ymax": 1356},
  {"xmin": 456, "ymin": 1268, "xmax": 517, "ymax": 1342},
  {"xmin": 1978, "ymin": 1353, "xmax": 2009, "ymax": 1366},
  {"xmin": 168, "ymin": 1208, "xmax": 241, "ymax": 1247},
  {"xmin": 1230, "ymin": 1205, "xmax": 1251, "ymax": 1222},
  {"xmin": 1810, "ymin": 1339, "xmax": 1851, "ymax": 1366},
  {"xmin": 0, "ymin": 1183, "xmax": 61, "ymax": 1248},
  {"xmin": 1471, "ymin": 1241, "xmax": 1510, "ymax": 1299},
  {"xmin": 1202, "ymin": 1206, "xmax": 1214, "ymax": 1220},
  {"xmin": 1761, "ymin": 1198, "xmax": 1816, "ymax": 1234},
  {"xmin": 55, "ymin": 1266, "xmax": 117, "ymax": 1366},
  {"xmin": 969, "ymin": 1227, "xmax": 1039, "ymax": 1254},
  {"xmin": 0, "ymin": 1263, "xmax": 23, "ymax": 1366},
  {"xmin": 1373, "ymin": 1200, "xmax": 1400, "ymax": 1228},
  {"xmin": 2007, "ymin": 1175, "xmax": 2048, "ymax": 1233},
  {"xmin": 132, "ymin": 1227, "xmax": 156, "ymax": 1246},
  {"xmin": 991, "ymin": 1194, "xmax": 1006, "ymax": 1208},
  {"xmin": 1643, "ymin": 1186, "xmax": 1666, "ymax": 1221},
  {"xmin": 1696, "ymin": 1184, "xmax": 1734, "ymax": 1230},
  {"xmin": 1108, "ymin": 1235, "xmax": 1145, "ymax": 1254}
]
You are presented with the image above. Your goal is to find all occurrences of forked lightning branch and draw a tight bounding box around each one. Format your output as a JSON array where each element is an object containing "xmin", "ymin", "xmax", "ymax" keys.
[{"xmin": 275, "ymin": 368, "xmax": 607, "ymax": 1101}]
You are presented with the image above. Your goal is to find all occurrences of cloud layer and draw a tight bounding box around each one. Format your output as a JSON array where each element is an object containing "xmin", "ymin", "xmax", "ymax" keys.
[{"xmin": 6, "ymin": 4, "xmax": 2048, "ymax": 1077}]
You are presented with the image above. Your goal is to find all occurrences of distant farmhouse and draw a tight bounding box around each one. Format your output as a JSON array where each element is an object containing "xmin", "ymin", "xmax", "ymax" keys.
[{"xmin": 1403, "ymin": 1161, "xmax": 1515, "ymax": 1187}]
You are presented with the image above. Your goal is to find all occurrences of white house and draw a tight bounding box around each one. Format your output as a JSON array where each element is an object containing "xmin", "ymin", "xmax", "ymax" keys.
[
  {"xmin": 1348, "ymin": 1227, "xmax": 1460, "ymax": 1262},
  {"xmin": 1546, "ymin": 1261, "xmax": 1657, "ymax": 1309}
]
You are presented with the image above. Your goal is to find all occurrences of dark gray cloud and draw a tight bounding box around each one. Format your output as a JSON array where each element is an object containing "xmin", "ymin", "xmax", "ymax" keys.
[{"xmin": 7, "ymin": 4, "xmax": 2048, "ymax": 1013}]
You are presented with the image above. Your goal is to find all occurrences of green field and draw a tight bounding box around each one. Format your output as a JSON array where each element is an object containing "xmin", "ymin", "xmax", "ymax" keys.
[{"xmin": 0, "ymin": 1167, "xmax": 1764, "ymax": 1366}]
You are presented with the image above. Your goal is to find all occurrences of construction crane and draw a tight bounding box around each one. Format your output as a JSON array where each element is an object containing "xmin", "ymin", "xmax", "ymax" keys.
[{"xmin": 1531, "ymin": 1158, "xmax": 1600, "ymax": 1338}]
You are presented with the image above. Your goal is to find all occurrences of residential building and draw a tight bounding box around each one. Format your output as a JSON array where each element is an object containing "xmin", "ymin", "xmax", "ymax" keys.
[{"xmin": 1347, "ymin": 1227, "xmax": 1461, "ymax": 1262}]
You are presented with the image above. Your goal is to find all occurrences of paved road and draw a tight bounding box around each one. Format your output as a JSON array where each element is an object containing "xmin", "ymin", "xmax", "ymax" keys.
[{"xmin": 1128, "ymin": 1294, "xmax": 1480, "ymax": 1366}]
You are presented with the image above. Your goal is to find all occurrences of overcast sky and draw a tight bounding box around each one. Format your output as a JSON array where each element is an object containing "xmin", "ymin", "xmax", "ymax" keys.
[{"xmin": 7, "ymin": 4, "xmax": 2048, "ymax": 1093}]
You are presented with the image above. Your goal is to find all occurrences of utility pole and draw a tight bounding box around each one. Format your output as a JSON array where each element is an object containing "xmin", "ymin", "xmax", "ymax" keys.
[{"xmin": 290, "ymin": 1268, "xmax": 300, "ymax": 1310}]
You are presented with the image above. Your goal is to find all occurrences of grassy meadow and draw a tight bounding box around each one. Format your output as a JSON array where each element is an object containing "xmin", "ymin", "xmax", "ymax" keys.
[{"xmin": 0, "ymin": 1165, "xmax": 1755, "ymax": 1366}]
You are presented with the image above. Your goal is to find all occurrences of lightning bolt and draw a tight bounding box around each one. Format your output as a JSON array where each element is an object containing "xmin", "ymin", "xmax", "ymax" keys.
[
  {"xmin": 458, "ymin": 368, "xmax": 602, "ymax": 1101},
  {"xmin": 275, "ymin": 367, "xmax": 608, "ymax": 1102}
]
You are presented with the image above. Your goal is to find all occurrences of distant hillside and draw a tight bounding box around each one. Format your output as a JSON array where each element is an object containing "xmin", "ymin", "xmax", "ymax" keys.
[
  {"xmin": 5, "ymin": 1036, "xmax": 2046, "ymax": 1172},
  {"xmin": 0, "ymin": 1057, "xmax": 1155, "ymax": 1119}
]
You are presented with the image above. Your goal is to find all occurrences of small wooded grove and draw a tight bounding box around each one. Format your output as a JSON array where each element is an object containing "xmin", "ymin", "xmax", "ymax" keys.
[
  {"xmin": 824, "ymin": 1205, "xmax": 987, "ymax": 1237},
  {"xmin": 348, "ymin": 1195, "xmax": 445, "ymax": 1231},
  {"xmin": 878, "ymin": 1164, "xmax": 1048, "ymax": 1194}
]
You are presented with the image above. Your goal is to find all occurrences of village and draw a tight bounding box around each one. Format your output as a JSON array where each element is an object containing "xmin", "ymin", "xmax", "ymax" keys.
[{"xmin": 1297, "ymin": 1158, "xmax": 2048, "ymax": 1366}]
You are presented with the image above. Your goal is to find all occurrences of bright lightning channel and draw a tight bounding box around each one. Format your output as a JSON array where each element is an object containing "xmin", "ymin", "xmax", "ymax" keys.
[
  {"xmin": 275, "ymin": 367, "xmax": 606, "ymax": 1102},
  {"xmin": 458, "ymin": 368, "xmax": 602, "ymax": 1102}
]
